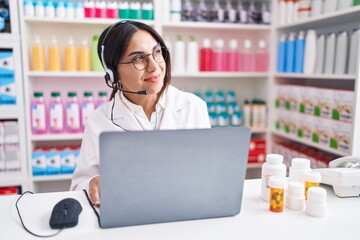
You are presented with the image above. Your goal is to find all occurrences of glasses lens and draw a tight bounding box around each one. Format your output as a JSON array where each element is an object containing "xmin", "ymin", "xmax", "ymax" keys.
[
  {"xmin": 133, "ymin": 58, "xmax": 147, "ymax": 70},
  {"xmin": 153, "ymin": 47, "xmax": 167, "ymax": 63}
]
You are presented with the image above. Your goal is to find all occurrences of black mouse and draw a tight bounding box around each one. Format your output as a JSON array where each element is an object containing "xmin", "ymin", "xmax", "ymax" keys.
[{"xmin": 49, "ymin": 198, "xmax": 82, "ymax": 229}]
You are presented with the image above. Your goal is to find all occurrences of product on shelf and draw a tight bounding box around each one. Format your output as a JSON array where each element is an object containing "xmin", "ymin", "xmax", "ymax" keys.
[
  {"xmin": 186, "ymin": 36, "xmax": 199, "ymax": 73},
  {"xmin": 0, "ymin": 49, "xmax": 16, "ymax": 105},
  {"xmin": 303, "ymin": 29, "xmax": 316, "ymax": 74},
  {"xmin": 49, "ymin": 91, "xmax": 64, "ymax": 133},
  {"xmin": 48, "ymin": 35, "xmax": 61, "ymax": 71},
  {"xmin": 91, "ymin": 35, "xmax": 103, "ymax": 72},
  {"xmin": 0, "ymin": 121, "xmax": 21, "ymax": 172},
  {"xmin": 173, "ymin": 34, "xmax": 185, "ymax": 73},
  {"xmin": 31, "ymin": 35, "xmax": 45, "ymax": 71},
  {"xmin": 200, "ymin": 38, "xmax": 213, "ymax": 71},
  {"xmin": 0, "ymin": 186, "xmax": 21, "ymax": 195},
  {"xmin": 81, "ymin": 91, "xmax": 95, "ymax": 129},
  {"xmin": 241, "ymin": 39, "xmax": 255, "ymax": 72},
  {"xmin": 96, "ymin": 91, "xmax": 108, "ymax": 108},
  {"xmin": 334, "ymin": 31, "xmax": 349, "ymax": 74},
  {"xmin": 65, "ymin": 92, "xmax": 81, "ymax": 133},
  {"xmin": 348, "ymin": 29, "xmax": 360, "ymax": 75},
  {"xmin": 64, "ymin": 36, "xmax": 77, "ymax": 71},
  {"xmin": 78, "ymin": 38, "xmax": 91, "ymax": 71},
  {"xmin": 255, "ymin": 39, "xmax": 269, "ymax": 72},
  {"xmin": 31, "ymin": 91, "xmax": 47, "ymax": 134}
]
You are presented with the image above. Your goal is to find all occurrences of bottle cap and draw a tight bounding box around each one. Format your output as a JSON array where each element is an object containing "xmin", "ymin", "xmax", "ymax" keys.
[
  {"xmin": 176, "ymin": 35, "xmax": 183, "ymax": 42},
  {"xmin": 34, "ymin": 92, "xmax": 44, "ymax": 97},
  {"xmin": 291, "ymin": 158, "xmax": 311, "ymax": 169},
  {"xmin": 99, "ymin": 91, "xmax": 107, "ymax": 97},
  {"xmin": 215, "ymin": 39, "xmax": 224, "ymax": 48},
  {"xmin": 67, "ymin": 36, "xmax": 75, "ymax": 45},
  {"xmin": 305, "ymin": 171, "xmax": 321, "ymax": 183},
  {"xmin": 258, "ymin": 39, "xmax": 266, "ymax": 49},
  {"xmin": 307, "ymin": 187, "xmax": 327, "ymax": 203},
  {"xmin": 287, "ymin": 181, "xmax": 304, "ymax": 198},
  {"xmin": 269, "ymin": 176, "xmax": 287, "ymax": 189},
  {"xmin": 229, "ymin": 39, "xmax": 238, "ymax": 50},
  {"xmin": 51, "ymin": 91, "xmax": 61, "ymax": 97},
  {"xmin": 266, "ymin": 154, "xmax": 284, "ymax": 164},
  {"xmin": 84, "ymin": 91, "xmax": 93, "ymax": 97},
  {"xmin": 244, "ymin": 39, "xmax": 252, "ymax": 49},
  {"xmin": 189, "ymin": 35, "xmax": 196, "ymax": 42},
  {"xmin": 68, "ymin": 92, "xmax": 77, "ymax": 97},
  {"xmin": 202, "ymin": 38, "xmax": 211, "ymax": 48},
  {"xmin": 306, "ymin": 187, "xmax": 327, "ymax": 217}
]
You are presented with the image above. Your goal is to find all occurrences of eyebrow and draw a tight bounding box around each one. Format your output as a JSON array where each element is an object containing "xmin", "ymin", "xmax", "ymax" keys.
[{"xmin": 127, "ymin": 43, "xmax": 161, "ymax": 56}]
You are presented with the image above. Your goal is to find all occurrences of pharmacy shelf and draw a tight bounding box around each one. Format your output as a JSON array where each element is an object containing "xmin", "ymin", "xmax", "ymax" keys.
[
  {"xmin": 277, "ymin": 5, "xmax": 360, "ymax": 31},
  {"xmin": 32, "ymin": 174, "xmax": 72, "ymax": 182},
  {"xmin": 163, "ymin": 22, "xmax": 271, "ymax": 31},
  {"xmin": 23, "ymin": 17, "xmax": 155, "ymax": 26},
  {"xmin": 0, "ymin": 33, "xmax": 20, "ymax": 42},
  {"xmin": 0, "ymin": 174, "xmax": 27, "ymax": 188},
  {"xmin": 0, "ymin": 106, "xmax": 19, "ymax": 119},
  {"xmin": 173, "ymin": 72, "xmax": 269, "ymax": 78},
  {"xmin": 31, "ymin": 133, "xmax": 83, "ymax": 141},
  {"xmin": 272, "ymin": 130, "xmax": 347, "ymax": 157},
  {"xmin": 274, "ymin": 73, "xmax": 357, "ymax": 80}
]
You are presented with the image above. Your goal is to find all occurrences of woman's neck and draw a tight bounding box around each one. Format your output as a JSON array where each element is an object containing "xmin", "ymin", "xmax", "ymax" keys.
[{"xmin": 124, "ymin": 92, "xmax": 158, "ymax": 120}]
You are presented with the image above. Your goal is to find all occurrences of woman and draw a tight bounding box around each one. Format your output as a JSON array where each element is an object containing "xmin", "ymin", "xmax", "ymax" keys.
[{"xmin": 70, "ymin": 21, "xmax": 211, "ymax": 205}]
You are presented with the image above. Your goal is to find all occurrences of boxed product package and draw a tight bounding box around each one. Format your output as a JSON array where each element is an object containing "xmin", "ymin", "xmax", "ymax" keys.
[
  {"xmin": 287, "ymin": 85, "xmax": 301, "ymax": 112},
  {"xmin": 4, "ymin": 143, "xmax": 20, "ymax": 172},
  {"xmin": 275, "ymin": 85, "xmax": 287, "ymax": 109},
  {"xmin": 314, "ymin": 88, "xmax": 333, "ymax": 119},
  {"xmin": 32, "ymin": 148, "xmax": 46, "ymax": 176},
  {"xmin": 332, "ymin": 90, "xmax": 355, "ymax": 123},
  {"xmin": 297, "ymin": 114, "xmax": 314, "ymax": 141},
  {"xmin": 299, "ymin": 86, "xmax": 316, "ymax": 115},
  {"xmin": 0, "ymin": 50, "xmax": 16, "ymax": 105},
  {"xmin": 330, "ymin": 121, "xmax": 352, "ymax": 155},
  {"xmin": 275, "ymin": 109, "xmax": 287, "ymax": 133},
  {"xmin": 312, "ymin": 118, "xmax": 332, "ymax": 147},
  {"xmin": 46, "ymin": 148, "xmax": 61, "ymax": 175},
  {"xmin": 61, "ymin": 147, "xmax": 76, "ymax": 174},
  {"xmin": 3, "ymin": 121, "xmax": 18, "ymax": 143}
]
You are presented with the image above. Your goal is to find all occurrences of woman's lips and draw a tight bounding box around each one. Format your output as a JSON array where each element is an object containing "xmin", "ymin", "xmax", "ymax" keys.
[{"xmin": 144, "ymin": 76, "xmax": 159, "ymax": 83}]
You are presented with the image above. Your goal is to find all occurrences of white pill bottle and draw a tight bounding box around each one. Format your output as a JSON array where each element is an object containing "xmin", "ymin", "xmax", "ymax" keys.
[{"xmin": 261, "ymin": 154, "xmax": 287, "ymax": 202}]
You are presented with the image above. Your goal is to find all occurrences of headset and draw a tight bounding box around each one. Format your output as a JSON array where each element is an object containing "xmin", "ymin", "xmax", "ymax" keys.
[{"xmin": 100, "ymin": 20, "xmax": 147, "ymax": 95}]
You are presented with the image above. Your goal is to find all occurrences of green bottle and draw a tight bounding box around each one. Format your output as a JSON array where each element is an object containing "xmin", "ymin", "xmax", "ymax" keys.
[
  {"xmin": 91, "ymin": 35, "xmax": 103, "ymax": 72},
  {"xmin": 119, "ymin": 0, "xmax": 130, "ymax": 19}
]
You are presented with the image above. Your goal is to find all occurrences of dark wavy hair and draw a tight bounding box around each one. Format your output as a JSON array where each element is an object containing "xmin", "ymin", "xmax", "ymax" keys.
[{"xmin": 97, "ymin": 21, "xmax": 172, "ymax": 100}]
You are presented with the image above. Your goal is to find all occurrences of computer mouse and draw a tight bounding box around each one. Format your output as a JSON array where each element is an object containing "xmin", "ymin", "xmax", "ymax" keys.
[{"xmin": 49, "ymin": 198, "xmax": 83, "ymax": 229}]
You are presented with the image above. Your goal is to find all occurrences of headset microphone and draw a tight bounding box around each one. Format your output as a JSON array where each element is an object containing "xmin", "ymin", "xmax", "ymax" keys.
[{"xmin": 115, "ymin": 85, "xmax": 148, "ymax": 95}]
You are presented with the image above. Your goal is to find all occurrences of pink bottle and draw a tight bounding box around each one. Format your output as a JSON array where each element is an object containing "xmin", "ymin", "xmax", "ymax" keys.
[
  {"xmin": 96, "ymin": 91, "xmax": 108, "ymax": 108},
  {"xmin": 81, "ymin": 91, "xmax": 96, "ymax": 130},
  {"xmin": 31, "ymin": 92, "xmax": 47, "ymax": 134},
  {"xmin": 255, "ymin": 39, "xmax": 269, "ymax": 72},
  {"xmin": 84, "ymin": 0, "xmax": 95, "ymax": 18},
  {"xmin": 241, "ymin": 39, "xmax": 255, "ymax": 72},
  {"xmin": 106, "ymin": 0, "xmax": 118, "ymax": 18},
  {"xmin": 95, "ymin": 0, "xmax": 107, "ymax": 18},
  {"xmin": 225, "ymin": 39, "xmax": 240, "ymax": 72},
  {"xmin": 212, "ymin": 39, "xmax": 225, "ymax": 72},
  {"xmin": 200, "ymin": 38, "xmax": 213, "ymax": 72},
  {"xmin": 65, "ymin": 92, "xmax": 81, "ymax": 133},
  {"xmin": 49, "ymin": 91, "xmax": 64, "ymax": 134}
]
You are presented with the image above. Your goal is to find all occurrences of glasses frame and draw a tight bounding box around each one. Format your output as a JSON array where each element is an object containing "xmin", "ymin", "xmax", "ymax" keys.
[{"xmin": 119, "ymin": 45, "xmax": 168, "ymax": 71}]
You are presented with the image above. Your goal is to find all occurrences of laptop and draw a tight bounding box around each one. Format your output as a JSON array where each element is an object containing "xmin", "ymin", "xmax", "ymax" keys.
[{"xmin": 99, "ymin": 126, "xmax": 251, "ymax": 228}]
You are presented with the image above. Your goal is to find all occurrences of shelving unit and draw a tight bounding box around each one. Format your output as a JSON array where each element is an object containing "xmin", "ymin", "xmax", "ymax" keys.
[
  {"xmin": 270, "ymin": 3, "xmax": 360, "ymax": 158},
  {"xmin": 0, "ymin": 0, "xmax": 28, "ymax": 191},
  {"xmin": 16, "ymin": 0, "xmax": 271, "ymax": 192}
]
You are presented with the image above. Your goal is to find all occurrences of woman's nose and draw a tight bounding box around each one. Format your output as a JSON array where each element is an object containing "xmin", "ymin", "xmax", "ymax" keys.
[{"xmin": 145, "ymin": 55, "xmax": 159, "ymax": 72}]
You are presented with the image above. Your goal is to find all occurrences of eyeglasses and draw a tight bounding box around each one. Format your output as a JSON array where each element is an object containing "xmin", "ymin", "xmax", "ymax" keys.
[{"xmin": 119, "ymin": 46, "xmax": 168, "ymax": 71}]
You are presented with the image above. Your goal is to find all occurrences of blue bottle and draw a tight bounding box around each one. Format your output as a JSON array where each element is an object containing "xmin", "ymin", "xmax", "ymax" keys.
[
  {"xmin": 286, "ymin": 32, "xmax": 296, "ymax": 73},
  {"xmin": 294, "ymin": 31, "xmax": 305, "ymax": 73},
  {"xmin": 277, "ymin": 34, "xmax": 287, "ymax": 73}
]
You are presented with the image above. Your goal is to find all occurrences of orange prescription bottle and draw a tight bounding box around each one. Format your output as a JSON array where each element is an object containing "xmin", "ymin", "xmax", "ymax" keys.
[
  {"xmin": 305, "ymin": 171, "xmax": 321, "ymax": 199},
  {"xmin": 269, "ymin": 176, "xmax": 287, "ymax": 213},
  {"xmin": 31, "ymin": 35, "xmax": 45, "ymax": 71},
  {"xmin": 65, "ymin": 36, "xmax": 77, "ymax": 71},
  {"xmin": 48, "ymin": 35, "xmax": 61, "ymax": 71},
  {"xmin": 78, "ymin": 38, "xmax": 91, "ymax": 71}
]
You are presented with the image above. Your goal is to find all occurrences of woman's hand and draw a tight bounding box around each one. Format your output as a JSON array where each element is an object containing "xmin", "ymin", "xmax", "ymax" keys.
[{"xmin": 89, "ymin": 176, "xmax": 101, "ymax": 206}]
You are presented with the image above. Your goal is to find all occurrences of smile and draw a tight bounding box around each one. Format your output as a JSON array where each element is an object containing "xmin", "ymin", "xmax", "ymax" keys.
[{"xmin": 144, "ymin": 75, "xmax": 159, "ymax": 83}]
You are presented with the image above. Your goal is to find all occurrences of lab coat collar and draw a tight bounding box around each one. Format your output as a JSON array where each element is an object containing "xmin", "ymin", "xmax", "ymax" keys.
[{"xmin": 107, "ymin": 85, "xmax": 187, "ymax": 130}]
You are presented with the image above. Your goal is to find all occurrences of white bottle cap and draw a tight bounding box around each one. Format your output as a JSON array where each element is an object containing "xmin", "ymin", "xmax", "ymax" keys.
[
  {"xmin": 244, "ymin": 39, "xmax": 252, "ymax": 49},
  {"xmin": 266, "ymin": 154, "xmax": 284, "ymax": 164},
  {"xmin": 289, "ymin": 32, "xmax": 296, "ymax": 40},
  {"xmin": 258, "ymin": 39, "xmax": 266, "ymax": 49},
  {"xmin": 269, "ymin": 176, "xmax": 287, "ymax": 189},
  {"xmin": 202, "ymin": 38, "xmax": 211, "ymax": 48},
  {"xmin": 306, "ymin": 187, "xmax": 327, "ymax": 217},
  {"xmin": 67, "ymin": 36, "xmax": 75, "ymax": 45},
  {"xmin": 286, "ymin": 181, "xmax": 305, "ymax": 211},
  {"xmin": 305, "ymin": 171, "xmax": 321, "ymax": 183},
  {"xmin": 291, "ymin": 158, "xmax": 311, "ymax": 169},
  {"xmin": 215, "ymin": 39, "xmax": 224, "ymax": 48},
  {"xmin": 229, "ymin": 39, "xmax": 238, "ymax": 50},
  {"xmin": 298, "ymin": 31, "xmax": 306, "ymax": 39}
]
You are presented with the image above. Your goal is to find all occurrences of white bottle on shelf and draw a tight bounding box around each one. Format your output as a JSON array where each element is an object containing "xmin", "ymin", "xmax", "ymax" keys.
[
  {"xmin": 324, "ymin": 33, "xmax": 336, "ymax": 74},
  {"xmin": 348, "ymin": 29, "xmax": 359, "ymax": 75},
  {"xmin": 35, "ymin": 0, "xmax": 45, "ymax": 17},
  {"xmin": 311, "ymin": 0, "xmax": 323, "ymax": 17},
  {"xmin": 66, "ymin": 0, "xmax": 76, "ymax": 18},
  {"xmin": 323, "ymin": 0, "xmax": 338, "ymax": 14},
  {"xmin": 315, "ymin": 34, "xmax": 326, "ymax": 74},
  {"xmin": 24, "ymin": 0, "xmax": 35, "ymax": 17},
  {"xmin": 173, "ymin": 35, "xmax": 185, "ymax": 73},
  {"xmin": 186, "ymin": 36, "xmax": 199, "ymax": 73},
  {"xmin": 303, "ymin": 29, "xmax": 317, "ymax": 74},
  {"xmin": 45, "ymin": 0, "xmax": 55, "ymax": 18},
  {"xmin": 286, "ymin": 0, "xmax": 295, "ymax": 24},
  {"xmin": 75, "ymin": 0, "xmax": 85, "ymax": 18},
  {"xmin": 278, "ymin": 0, "xmax": 287, "ymax": 25},
  {"xmin": 170, "ymin": 0, "xmax": 182, "ymax": 22},
  {"xmin": 338, "ymin": 0, "xmax": 353, "ymax": 10},
  {"xmin": 334, "ymin": 31, "xmax": 349, "ymax": 74},
  {"xmin": 56, "ymin": 0, "xmax": 66, "ymax": 18}
]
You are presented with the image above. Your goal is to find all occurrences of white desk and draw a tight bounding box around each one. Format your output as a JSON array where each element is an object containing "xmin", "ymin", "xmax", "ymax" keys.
[{"xmin": 0, "ymin": 179, "xmax": 358, "ymax": 240}]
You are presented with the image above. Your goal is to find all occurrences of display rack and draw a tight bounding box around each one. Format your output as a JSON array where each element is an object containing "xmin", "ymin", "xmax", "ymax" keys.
[
  {"xmin": 0, "ymin": 0, "xmax": 28, "ymax": 192},
  {"xmin": 270, "ymin": 3, "xmax": 360, "ymax": 158}
]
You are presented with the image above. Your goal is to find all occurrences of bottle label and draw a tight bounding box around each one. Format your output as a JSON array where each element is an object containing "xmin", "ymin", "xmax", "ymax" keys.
[
  {"xmin": 32, "ymin": 104, "xmax": 46, "ymax": 131},
  {"xmin": 82, "ymin": 102, "xmax": 95, "ymax": 127},
  {"xmin": 66, "ymin": 103, "xmax": 80, "ymax": 130},
  {"xmin": 50, "ymin": 103, "xmax": 63, "ymax": 131}
]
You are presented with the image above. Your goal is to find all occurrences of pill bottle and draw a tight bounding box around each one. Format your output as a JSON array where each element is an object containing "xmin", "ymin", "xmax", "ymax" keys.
[
  {"xmin": 269, "ymin": 176, "xmax": 287, "ymax": 213},
  {"xmin": 261, "ymin": 154, "xmax": 287, "ymax": 202},
  {"xmin": 305, "ymin": 170, "xmax": 321, "ymax": 199},
  {"xmin": 289, "ymin": 158, "xmax": 311, "ymax": 183},
  {"xmin": 306, "ymin": 187, "xmax": 327, "ymax": 217},
  {"xmin": 286, "ymin": 181, "xmax": 305, "ymax": 211}
]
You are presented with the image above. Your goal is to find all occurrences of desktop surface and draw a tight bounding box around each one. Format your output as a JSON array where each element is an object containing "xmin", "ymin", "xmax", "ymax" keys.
[{"xmin": 1, "ymin": 179, "xmax": 359, "ymax": 240}]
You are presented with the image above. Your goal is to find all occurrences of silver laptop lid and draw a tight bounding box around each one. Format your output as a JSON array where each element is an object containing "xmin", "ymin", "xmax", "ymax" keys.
[{"xmin": 99, "ymin": 127, "xmax": 251, "ymax": 228}]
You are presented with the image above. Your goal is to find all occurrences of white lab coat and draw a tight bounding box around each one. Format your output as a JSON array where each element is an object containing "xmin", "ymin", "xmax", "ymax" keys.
[{"xmin": 70, "ymin": 85, "xmax": 211, "ymax": 191}]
